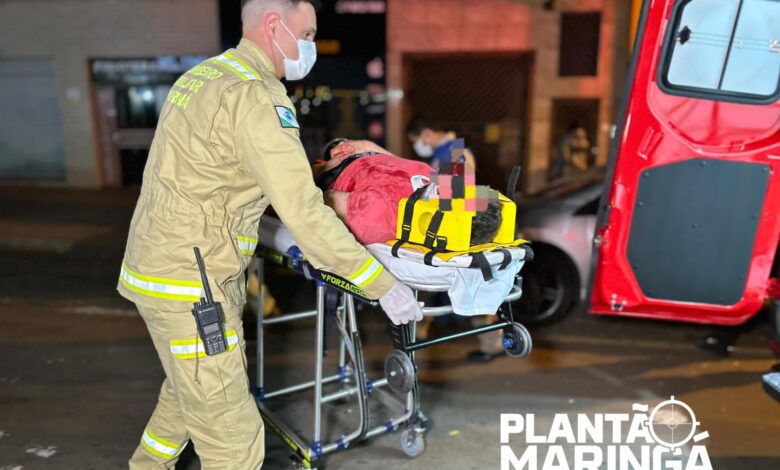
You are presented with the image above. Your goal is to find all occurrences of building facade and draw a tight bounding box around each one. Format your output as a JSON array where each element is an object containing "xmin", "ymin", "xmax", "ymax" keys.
[
  {"xmin": 0, "ymin": 0, "xmax": 631, "ymax": 192},
  {"xmin": 0, "ymin": 0, "xmax": 220, "ymax": 187},
  {"xmin": 385, "ymin": 0, "xmax": 630, "ymax": 193}
]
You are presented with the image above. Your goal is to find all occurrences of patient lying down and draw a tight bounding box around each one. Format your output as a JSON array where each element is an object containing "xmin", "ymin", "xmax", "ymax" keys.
[
  {"xmin": 313, "ymin": 139, "xmax": 502, "ymax": 247},
  {"xmin": 311, "ymin": 139, "xmax": 522, "ymax": 325}
]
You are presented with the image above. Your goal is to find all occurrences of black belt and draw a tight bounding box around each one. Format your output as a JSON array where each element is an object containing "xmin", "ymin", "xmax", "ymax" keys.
[{"xmin": 315, "ymin": 152, "xmax": 378, "ymax": 191}]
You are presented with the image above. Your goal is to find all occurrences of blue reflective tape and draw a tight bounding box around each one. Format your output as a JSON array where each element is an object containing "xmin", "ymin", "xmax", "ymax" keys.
[
  {"xmin": 287, "ymin": 246, "xmax": 303, "ymax": 260},
  {"xmin": 338, "ymin": 366, "xmax": 347, "ymax": 380},
  {"xmin": 366, "ymin": 380, "xmax": 374, "ymax": 393},
  {"xmin": 287, "ymin": 246, "xmax": 304, "ymax": 267},
  {"xmin": 312, "ymin": 440, "xmax": 323, "ymax": 458},
  {"xmin": 337, "ymin": 437, "xmax": 347, "ymax": 450},
  {"xmin": 385, "ymin": 421, "xmax": 395, "ymax": 433}
]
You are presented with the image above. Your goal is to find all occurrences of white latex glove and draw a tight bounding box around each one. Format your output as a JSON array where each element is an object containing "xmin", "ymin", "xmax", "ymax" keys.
[{"xmin": 378, "ymin": 280, "xmax": 424, "ymax": 325}]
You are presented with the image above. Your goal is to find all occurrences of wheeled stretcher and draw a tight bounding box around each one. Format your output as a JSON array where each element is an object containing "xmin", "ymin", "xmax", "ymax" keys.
[{"xmin": 253, "ymin": 216, "xmax": 533, "ymax": 469}]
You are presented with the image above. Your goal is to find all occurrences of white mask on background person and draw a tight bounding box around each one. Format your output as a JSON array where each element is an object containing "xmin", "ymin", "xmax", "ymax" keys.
[
  {"xmin": 273, "ymin": 20, "xmax": 317, "ymax": 81},
  {"xmin": 413, "ymin": 139, "xmax": 434, "ymax": 158}
]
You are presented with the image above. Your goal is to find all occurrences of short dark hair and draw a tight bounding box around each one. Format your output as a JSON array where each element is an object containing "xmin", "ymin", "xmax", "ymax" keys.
[
  {"xmin": 321, "ymin": 138, "xmax": 347, "ymax": 160},
  {"xmin": 406, "ymin": 114, "xmax": 445, "ymax": 137},
  {"xmin": 470, "ymin": 200, "xmax": 503, "ymax": 246}
]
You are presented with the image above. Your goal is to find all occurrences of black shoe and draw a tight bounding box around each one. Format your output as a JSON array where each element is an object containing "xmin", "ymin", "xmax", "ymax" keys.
[{"xmin": 466, "ymin": 350, "xmax": 502, "ymax": 363}]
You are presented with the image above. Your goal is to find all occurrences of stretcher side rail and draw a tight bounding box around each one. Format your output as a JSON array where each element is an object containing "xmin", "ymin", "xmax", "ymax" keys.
[{"xmin": 257, "ymin": 244, "xmax": 525, "ymax": 353}]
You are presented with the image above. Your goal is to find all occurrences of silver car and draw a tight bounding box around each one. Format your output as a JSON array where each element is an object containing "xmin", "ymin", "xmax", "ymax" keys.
[{"xmin": 511, "ymin": 171, "xmax": 604, "ymax": 324}]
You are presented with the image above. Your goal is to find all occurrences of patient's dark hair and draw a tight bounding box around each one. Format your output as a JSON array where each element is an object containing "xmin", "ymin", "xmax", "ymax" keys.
[
  {"xmin": 321, "ymin": 138, "xmax": 347, "ymax": 160},
  {"xmin": 470, "ymin": 200, "xmax": 503, "ymax": 246}
]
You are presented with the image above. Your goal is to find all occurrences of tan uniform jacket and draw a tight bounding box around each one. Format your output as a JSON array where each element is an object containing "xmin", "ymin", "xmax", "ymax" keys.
[{"xmin": 118, "ymin": 39, "xmax": 395, "ymax": 310}]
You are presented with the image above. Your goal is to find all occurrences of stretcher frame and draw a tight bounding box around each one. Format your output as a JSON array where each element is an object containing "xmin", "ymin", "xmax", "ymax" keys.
[{"xmin": 252, "ymin": 245, "xmax": 529, "ymax": 469}]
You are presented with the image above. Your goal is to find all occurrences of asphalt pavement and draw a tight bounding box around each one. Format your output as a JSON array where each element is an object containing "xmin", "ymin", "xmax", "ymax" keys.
[{"xmin": 1, "ymin": 186, "xmax": 778, "ymax": 469}]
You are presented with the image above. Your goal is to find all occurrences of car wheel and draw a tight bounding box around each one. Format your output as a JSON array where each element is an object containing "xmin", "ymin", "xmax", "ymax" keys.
[{"xmin": 512, "ymin": 245, "xmax": 579, "ymax": 325}]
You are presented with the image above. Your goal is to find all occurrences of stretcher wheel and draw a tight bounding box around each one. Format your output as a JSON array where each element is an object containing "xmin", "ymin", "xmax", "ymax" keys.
[
  {"xmin": 400, "ymin": 429, "xmax": 425, "ymax": 458},
  {"xmin": 384, "ymin": 350, "xmax": 415, "ymax": 394},
  {"xmin": 503, "ymin": 322, "xmax": 532, "ymax": 358}
]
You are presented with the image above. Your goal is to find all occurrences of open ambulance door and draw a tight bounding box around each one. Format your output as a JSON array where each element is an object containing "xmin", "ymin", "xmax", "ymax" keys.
[{"xmin": 586, "ymin": 0, "xmax": 780, "ymax": 325}]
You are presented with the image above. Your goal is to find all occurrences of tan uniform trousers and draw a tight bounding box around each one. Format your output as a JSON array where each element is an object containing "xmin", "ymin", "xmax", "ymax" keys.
[{"xmin": 129, "ymin": 303, "xmax": 264, "ymax": 469}]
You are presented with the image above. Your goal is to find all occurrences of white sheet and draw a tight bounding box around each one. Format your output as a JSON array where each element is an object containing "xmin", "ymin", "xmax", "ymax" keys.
[{"xmin": 258, "ymin": 216, "xmax": 525, "ymax": 315}]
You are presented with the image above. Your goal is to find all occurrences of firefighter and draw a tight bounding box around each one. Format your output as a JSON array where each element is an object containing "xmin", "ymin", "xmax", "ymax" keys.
[{"xmin": 120, "ymin": 1, "xmax": 422, "ymax": 468}]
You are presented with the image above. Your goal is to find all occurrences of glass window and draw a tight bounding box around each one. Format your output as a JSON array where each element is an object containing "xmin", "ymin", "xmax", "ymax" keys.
[
  {"xmin": 559, "ymin": 12, "xmax": 601, "ymax": 76},
  {"xmin": 662, "ymin": 0, "xmax": 780, "ymax": 101}
]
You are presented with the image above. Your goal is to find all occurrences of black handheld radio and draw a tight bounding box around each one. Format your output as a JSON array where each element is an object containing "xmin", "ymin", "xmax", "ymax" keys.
[{"xmin": 192, "ymin": 247, "xmax": 228, "ymax": 356}]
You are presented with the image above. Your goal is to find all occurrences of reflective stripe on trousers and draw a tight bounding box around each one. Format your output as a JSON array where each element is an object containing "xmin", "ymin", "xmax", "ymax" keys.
[
  {"xmin": 170, "ymin": 330, "xmax": 240, "ymax": 359},
  {"xmin": 130, "ymin": 304, "xmax": 265, "ymax": 468},
  {"xmin": 141, "ymin": 428, "xmax": 187, "ymax": 459}
]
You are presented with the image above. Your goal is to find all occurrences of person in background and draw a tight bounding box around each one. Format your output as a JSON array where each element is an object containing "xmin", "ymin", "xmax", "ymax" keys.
[
  {"xmin": 406, "ymin": 115, "xmax": 477, "ymax": 170},
  {"xmin": 551, "ymin": 122, "xmax": 592, "ymax": 180}
]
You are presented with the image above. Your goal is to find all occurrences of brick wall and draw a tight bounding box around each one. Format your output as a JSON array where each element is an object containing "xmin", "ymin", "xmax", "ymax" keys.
[
  {"xmin": 386, "ymin": 0, "xmax": 624, "ymax": 193},
  {"xmin": 0, "ymin": 0, "xmax": 220, "ymax": 188}
]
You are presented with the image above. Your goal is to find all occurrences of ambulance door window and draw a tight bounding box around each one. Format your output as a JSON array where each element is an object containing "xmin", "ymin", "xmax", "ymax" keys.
[
  {"xmin": 720, "ymin": 0, "xmax": 780, "ymax": 96},
  {"xmin": 661, "ymin": 0, "xmax": 780, "ymax": 102}
]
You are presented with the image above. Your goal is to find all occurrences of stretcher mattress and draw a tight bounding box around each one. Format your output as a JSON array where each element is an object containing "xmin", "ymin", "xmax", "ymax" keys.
[{"xmin": 258, "ymin": 216, "xmax": 526, "ymax": 315}]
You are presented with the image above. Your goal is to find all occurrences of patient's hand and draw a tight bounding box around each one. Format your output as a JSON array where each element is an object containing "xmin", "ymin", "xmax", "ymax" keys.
[{"xmin": 324, "ymin": 190, "xmax": 349, "ymax": 223}]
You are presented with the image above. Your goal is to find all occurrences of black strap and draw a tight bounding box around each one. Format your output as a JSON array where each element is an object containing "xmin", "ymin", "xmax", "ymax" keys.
[
  {"xmin": 522, "ymin": 244, "xmax": 534, "ymax": 262},
  {"xmin": 422, "ymin": 210, "xmax": 447, "ymax": 250},
  {"xmin": 391, "ymin": 184, "xmax": 429, "ymax": 257},
  {"xmin": 422, "ymin": 248, "xmax": 448, "ymax": 266},
  {"xmin": 315, "ymin": 152, "xmax": 382, "ymax": 191},
  {"xmin": 419, "ymin": 201, "xmax": 447, "ymax": 265},
  {"xmin": 470, "ymin": 252, "xmax": 493, "ymax": 281},
  {"xmin": 506, "ymin": 165, "xmax": 522, "ymax": 199},
  {"xmin": 316, "ymin": 155, "xmax": 361, "ymax": 191},
  {"xmin": 494, "ymin": 248, "xmax": 512, "ymax": 270},
  {"xmin": 390, "ymin": 239, "xmax": 405, "ymax": 258}
]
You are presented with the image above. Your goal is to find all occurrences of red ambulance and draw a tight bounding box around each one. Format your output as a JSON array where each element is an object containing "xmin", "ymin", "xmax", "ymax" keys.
[{"xmin": 587, "ymin": 0, "xmax": 780, "ymax": 325}]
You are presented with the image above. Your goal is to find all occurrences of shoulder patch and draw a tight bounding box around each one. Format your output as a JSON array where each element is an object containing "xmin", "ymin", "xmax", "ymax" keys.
[{"xmin": 275, "ymin": 106, "xmax": 299, "ymax": 129}]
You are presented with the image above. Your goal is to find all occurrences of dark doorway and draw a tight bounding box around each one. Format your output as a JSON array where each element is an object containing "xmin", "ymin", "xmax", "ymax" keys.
[{"xmin": 406, "ymin": 54, "xmax": 532, "ymax": 192}]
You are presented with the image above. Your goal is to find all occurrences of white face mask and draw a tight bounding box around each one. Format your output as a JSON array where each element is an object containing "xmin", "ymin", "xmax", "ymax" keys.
[
  {"xmin": 413, "ymin": 139, "xmax": 434, "ymax": 158},
  {"xmin": 273, "ymin": 20, "xmax": 317, "ymax": 81}
]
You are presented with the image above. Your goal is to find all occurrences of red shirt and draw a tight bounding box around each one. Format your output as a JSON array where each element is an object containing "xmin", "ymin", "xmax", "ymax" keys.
[{"xmin": 330, "ymin": 154, "xmax": 434, "ymax": 244}]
